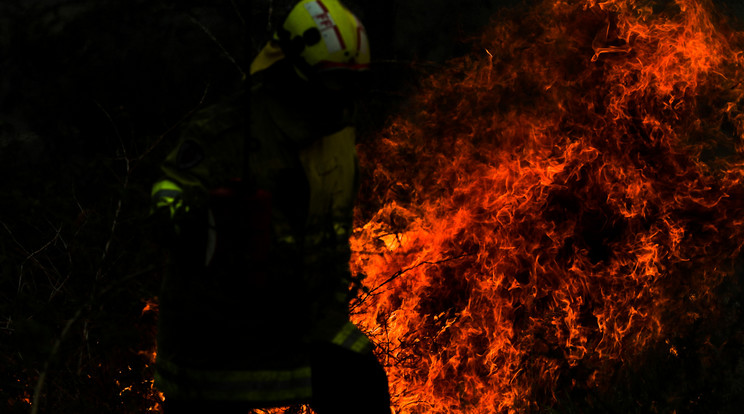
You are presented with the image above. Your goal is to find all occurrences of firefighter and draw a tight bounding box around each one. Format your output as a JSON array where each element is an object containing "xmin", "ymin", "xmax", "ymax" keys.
[{"xmin": 150, "ymin": 0, "xmax": 390, "ymax": 413}]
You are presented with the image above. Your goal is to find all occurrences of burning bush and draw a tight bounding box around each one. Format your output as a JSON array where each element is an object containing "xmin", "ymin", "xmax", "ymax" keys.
[{"xmin": 350, "ymin": 0, "xmax": 744, "ymax": 412}]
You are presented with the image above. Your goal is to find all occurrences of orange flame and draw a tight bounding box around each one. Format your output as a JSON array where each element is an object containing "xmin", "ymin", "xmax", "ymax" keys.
[
  {"xmin": 350, "ymin": 0, "xmax": 744, "ymax": 412},
  {"xmin": 134, "ymin": 297, "xmax": 165, "ymax": 411}
]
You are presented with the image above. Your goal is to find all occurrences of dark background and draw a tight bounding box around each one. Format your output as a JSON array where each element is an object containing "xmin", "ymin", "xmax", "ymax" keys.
[{"xmin": 1, "ymin": 0, "xmax": 743, "ymax": 412}]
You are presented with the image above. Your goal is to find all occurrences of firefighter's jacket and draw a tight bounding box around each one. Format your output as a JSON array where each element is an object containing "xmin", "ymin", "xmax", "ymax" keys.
[{"xmin": 151, "ymin": 44, "xmax": 370, "ymax": 406}]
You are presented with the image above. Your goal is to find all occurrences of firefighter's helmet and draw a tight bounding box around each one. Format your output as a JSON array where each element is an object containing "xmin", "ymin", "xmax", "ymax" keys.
[{"xmin": 276, "ymin": 0, "xmax": 370, "ymax": 79}]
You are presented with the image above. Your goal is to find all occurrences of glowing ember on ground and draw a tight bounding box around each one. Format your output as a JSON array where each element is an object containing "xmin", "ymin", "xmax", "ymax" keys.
[
  {"xmin": 350, "ymin": 0, "xmax": 744, "ymax": 412},
  {"xmin": 136, "ymin": 298, "xmax": 165, "ymax": 412}
]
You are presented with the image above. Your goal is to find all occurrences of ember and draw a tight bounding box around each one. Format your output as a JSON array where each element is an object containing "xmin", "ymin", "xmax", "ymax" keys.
[{"xmin": 350, "ymin": 0, "xmax": 744, "ymax": 412}]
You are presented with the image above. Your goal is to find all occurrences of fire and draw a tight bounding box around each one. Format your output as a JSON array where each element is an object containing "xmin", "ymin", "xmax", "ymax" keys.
[
  {"xmin": 133, "ymin": 298, "xmax": 165, "ymax": 412},
  {"xmin": 350, "ymin": 0, "xmax": 744, "ymax": 412}
]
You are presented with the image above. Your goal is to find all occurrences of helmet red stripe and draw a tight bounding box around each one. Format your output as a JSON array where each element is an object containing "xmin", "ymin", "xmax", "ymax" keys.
[{"xmin": 332, "ymin": 25, "xmax": 347, "ymax": 50}]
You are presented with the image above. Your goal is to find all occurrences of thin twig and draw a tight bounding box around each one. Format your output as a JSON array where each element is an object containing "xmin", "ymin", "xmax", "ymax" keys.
[
  {"xmin": 350, "ymin": 253, "xmax": 473, "ymax": 311},
  {"xmin": 28, "ymin": 265, "xmax": 160, "ymax": 413},
  {"xmin": 188, "ymin": 14, "xmax": 246, "ymax": 80},
  {"xmin": 92, "ymin": 101, "xmax": 130, "ymax": 281},
  {"xmin": 2, "ymin": 316, "xmax": 12, "ymax": 332},
  {"xmin": 266, "ymin": 0, "xmax": 274, "ymax": 34},
  {"xmin": 49, "ymin": 225, "xmax": 73, "ymax": 302},
  {"xmin": 136, "ymin": 82, "xmax": 210, "ymax": 163},
  {"xmin": 29, "ymin": 94, "xmax": 160, "ymax": 409},
  {"xmin": 229, "ymin": 0, "xmax": 246, "ymax": 26},
  {"xmin": 30, "ymin": 307, "xmax": 82, "ymax": 414},
  {"xmin": 1, "ymin": 221, "xmax": 62, "ymax": 294}
]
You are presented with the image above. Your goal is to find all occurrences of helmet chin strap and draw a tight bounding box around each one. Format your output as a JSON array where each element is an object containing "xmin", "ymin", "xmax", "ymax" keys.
[{"xmin": 276, "ymin": 26, "xmax": 315, "ymax": 81}]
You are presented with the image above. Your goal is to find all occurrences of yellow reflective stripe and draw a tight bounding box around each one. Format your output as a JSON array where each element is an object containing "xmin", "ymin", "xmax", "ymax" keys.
[
  {"xmin": 154, "ymin": 373, "xmax": 312, "ymax": 403},
  {"xmin": 155, "ymin": 358, "xmax": 312, "ymax": 403},
  {"xmin": 331, "ymin": 322, "xmax": 354, "ymax": 346},
  {"xmin": 349, "ymin": 335, "xmax": 371, "ymax": 353},
  {"xmin": 335, "ymin": 291, "xmax": 348, "ymax": 303},
  {"xmin": 333, "ymin": 222, "xmax": 349, "ymax": 237},
  {"xmin": 157, "ymin": 357, "xmax": 311, "ymax": 383},
  {"xmin": 331, "ymin": 322, "xmax": 371, "ymax": 354},
  {"xmin": 277, "ymin": 235, "xmax": 297, "ymax": 245}
]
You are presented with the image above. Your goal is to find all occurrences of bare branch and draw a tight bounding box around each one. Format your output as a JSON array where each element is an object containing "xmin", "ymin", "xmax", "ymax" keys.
[
  {"xmin": 266, "ymin": 0, "xmax": 275, "ymax": 34},
  {"xmin": 28, "ymin": 263, "xmax": 159, "ymax": 413},
  {"xmin": 136, "ymin": 82, "xmax": 210, "ymax": 163},
  {"xmin": 229, "ymin": 0, "xmax": 246, "ymax": 27},
  {"xmin": 92, "ymin": 101, "xmax": 130, "ymax": 281},
  {"xmin": 31, "ymin": 307, "xmax": 82, "ymax": 414},
  {"xmin": 350, "ymin": 253, "xmax": 473, "ymax": 312},
  {"xmin": 188, "ymin": 14, "xmax": 246, "ymax": 81},
  {"xmin": 1, "ymin": 220, "xmax": 63, "ymax": 294}
]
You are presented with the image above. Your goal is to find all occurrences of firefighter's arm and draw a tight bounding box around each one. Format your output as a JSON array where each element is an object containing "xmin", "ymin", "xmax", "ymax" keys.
[
  {"xmin": 151, "ymin": 139, "xmax": 209, "ymax": 219},
  {"xmin": 149, "ymin": 128, "xmax": 215, "ymax": 242},
  {"xmin": 150, "ymin": 100, "xmax": 244, "ymax": 239}
]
